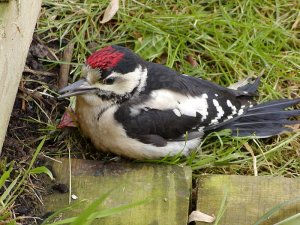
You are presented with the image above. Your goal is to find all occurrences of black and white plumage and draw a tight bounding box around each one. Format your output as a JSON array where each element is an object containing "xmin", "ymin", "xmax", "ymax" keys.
[{"xmin": 59, "ymin": 45, "xmax": 300, "ymax": 159}]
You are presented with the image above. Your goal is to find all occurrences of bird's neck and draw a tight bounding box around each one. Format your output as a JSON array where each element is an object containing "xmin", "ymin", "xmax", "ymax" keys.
[{"xmin": 95, "ymin": 88, "xmax": 138, "ymax": 104}]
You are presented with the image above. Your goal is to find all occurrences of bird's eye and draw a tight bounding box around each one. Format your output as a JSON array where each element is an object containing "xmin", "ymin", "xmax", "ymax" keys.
[{"xmin": 104, "ymin": 78, "xmax": 115, "ymax": 85}]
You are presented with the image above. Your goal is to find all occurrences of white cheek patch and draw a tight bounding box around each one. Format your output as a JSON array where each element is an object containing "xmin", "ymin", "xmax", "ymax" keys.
[
  {"xmin": 94, "ymin": 66, "xmax": 147, "ymax": 96},
  {"xmin": 210, "ymin": 99, "xmax": 225, "ymax": 124}
]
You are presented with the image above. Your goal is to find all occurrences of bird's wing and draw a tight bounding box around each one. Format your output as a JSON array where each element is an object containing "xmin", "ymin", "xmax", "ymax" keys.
[{"xmin": 115, "ymin": 86, "xmax": 248, "ymax": 146}]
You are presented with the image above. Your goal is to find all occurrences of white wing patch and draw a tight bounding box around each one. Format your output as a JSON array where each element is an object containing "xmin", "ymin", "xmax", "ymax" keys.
[
  {"xmin": 178, "ymin": 95, "xmax": 209, "ymax": 120},
  {"xmin": 131, "ymin": 89, "xmax": 209, "ymax": 120}
]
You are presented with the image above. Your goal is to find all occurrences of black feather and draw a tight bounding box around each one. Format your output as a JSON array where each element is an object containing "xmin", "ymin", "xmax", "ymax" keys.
[
  {"xmin": 248, "ymin": 98, "xmax": 300, "ymax": 112},
  {"xmin": 236, "ymin": 76, "xmax": 261, "ymax": 94},
  {"xmin": 211, "ymin": 98, "xmax": 300, "ymax": 138},
  {"xmin": 114, "ymin": 105, "xmax": 202, "ymax": 147}
]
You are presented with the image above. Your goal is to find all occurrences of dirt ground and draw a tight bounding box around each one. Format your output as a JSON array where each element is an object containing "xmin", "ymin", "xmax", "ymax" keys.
[{"xmin": 1, "ymin": 34, "xmax": 115, "ymax": 224}]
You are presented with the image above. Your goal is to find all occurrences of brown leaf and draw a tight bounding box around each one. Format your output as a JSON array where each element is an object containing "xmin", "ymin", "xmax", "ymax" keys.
[
  {"xmin": 243, "ymin": 142, "xmax": 258, "ymax": 176},
  {"xmin": 286, "ymin": 123, "xmax": 300, "ymax": 130},
  {"xmin": 57, "ymin": 109, "xmax": 78, "ymax": 129},
  {"xmin": 292, "ymin": 16, "xmax": 300, "ymax": 30},
  {"xmin": 100, "ymin": 0, "xmax": 119, "ymax": 24},
  {"xmin": 186, "ymin": 55, "xmax": 198, "ymax": 67}
]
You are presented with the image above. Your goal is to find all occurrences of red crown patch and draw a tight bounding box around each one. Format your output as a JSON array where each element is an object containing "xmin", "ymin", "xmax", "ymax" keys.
[{"xmin": 86, "ymin": 46, "xmax": 124, "ymax": 70}]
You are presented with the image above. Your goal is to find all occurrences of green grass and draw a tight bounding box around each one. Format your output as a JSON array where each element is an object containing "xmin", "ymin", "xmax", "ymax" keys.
[
  {"xmin": 36, "ymin": 0, "xmax": 300, "ymax": 175},
  {"xmin": 0, "ymin": 138, "xmax": 53, "ymax": 224},
  {"xmin": 42, "ymin": 188, "xmax": 149, "ymax": 225},
  {"xmin": 2, "ymin": 0, "xmax": 300, "ymax": 223}
]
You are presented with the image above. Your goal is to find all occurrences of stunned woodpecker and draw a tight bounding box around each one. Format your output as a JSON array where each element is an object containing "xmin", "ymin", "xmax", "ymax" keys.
[{"xmin": 59, "ymin": 45, "xmax": 300, "ymax": 159}]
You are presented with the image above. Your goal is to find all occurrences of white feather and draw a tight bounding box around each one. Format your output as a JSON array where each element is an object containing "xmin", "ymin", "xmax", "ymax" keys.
[
  {"xmin": 210, "ymin": 99, "xmax": 224, "ymax": 124},
  {"xmin": 133, "ymin": 89, "xmax": 209, "ymax": 120},
  {"xmin": 227, "ymin": 99, "xmax": 237, "ymax": 114}
]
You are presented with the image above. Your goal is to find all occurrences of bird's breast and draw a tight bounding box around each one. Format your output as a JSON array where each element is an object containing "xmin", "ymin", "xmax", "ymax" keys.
[{"xmin": 76, "ymin": 97, "xmax": 127, "ymax": 151}]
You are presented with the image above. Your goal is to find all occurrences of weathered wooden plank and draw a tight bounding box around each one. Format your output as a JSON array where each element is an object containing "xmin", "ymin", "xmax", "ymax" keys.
[
  {"xmin": 196, "ymin": 175, "xmax": 300, "ymax": 225},
  {"xmin": 44, "ymin": 158, "xmax": 192, "ymax": 225},
  {"xmin": 0, "ymin": 0, "xmax": 42, "ymax": 154}
]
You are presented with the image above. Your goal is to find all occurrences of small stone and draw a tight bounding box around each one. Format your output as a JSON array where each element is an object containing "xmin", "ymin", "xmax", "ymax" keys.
[{"xmin": 71, "ymin": 194, "xmax": 78, "ymax": 200}]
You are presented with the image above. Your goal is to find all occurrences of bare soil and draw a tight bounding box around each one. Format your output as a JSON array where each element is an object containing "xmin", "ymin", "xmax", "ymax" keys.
[{"xmin": 1, "ymin": 34, "xmax": 113, "ymax": 224}]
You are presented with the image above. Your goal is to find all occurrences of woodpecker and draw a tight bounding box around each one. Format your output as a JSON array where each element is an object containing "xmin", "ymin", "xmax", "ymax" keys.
[{"xmin": 59, "ymin": 45, "xmax": 300, "ymax": 159}]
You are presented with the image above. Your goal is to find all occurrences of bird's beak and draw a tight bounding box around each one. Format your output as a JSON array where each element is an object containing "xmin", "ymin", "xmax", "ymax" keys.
[{"xmin": 58, "ymin": 79, "xmax": 96, "ymax": 99}]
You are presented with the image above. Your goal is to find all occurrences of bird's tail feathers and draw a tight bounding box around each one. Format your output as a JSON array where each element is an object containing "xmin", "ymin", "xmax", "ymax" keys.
[
  {"xmin": 228, "ymin": 76, "xmax": 261, "ymax": 97},
  {"xmin": 216, "ymin": 98, "xmax": 300, "ymax": 138}
]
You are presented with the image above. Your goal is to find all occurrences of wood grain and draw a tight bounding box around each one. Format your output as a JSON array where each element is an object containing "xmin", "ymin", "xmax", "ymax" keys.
[
  {"xmin": 44, "ymin": 158, "xmax": 192, "ymax": 225},
  {"xmin": 196, "ymin": 175, "xmax": 300, "ymax": 225},
  {"xmin": 0, "ymin": 0, "xmax": 42, "ymax": 154}
]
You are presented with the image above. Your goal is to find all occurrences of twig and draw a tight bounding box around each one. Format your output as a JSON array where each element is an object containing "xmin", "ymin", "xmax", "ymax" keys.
[
  {"xmin": 24, "ymin": 66, "xmax": 56, "ymax": 77},
  {"xmin": 67, "ymin": 141, "xmax": 72, "ymax": 205},
  {"xmin": 58, "ymin": 42, "xmax": 74, "ymax": 89},
  {"xmin": 18, "ymin": 86, "xmax": 43, "ymax": 101},
  {"xmin": 40, "ymin": 153, "xmax": 62, "ymax": 163},
  {"xmin": 19, "ymin": 79, "xmax": 26, "ymax": 111}
]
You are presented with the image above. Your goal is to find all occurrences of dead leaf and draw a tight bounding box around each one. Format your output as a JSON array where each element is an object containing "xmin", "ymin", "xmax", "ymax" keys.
[
  {"xmin": 292, "ymin": 15, "xmax": 300, "ymax": 30},
  {"xmin": 57, "ymin": 109, "xmax": 78, "ymax": 129},
  {"xmin": 243, "ymin": 142, "xmax": 258, "ymax": 176},
  {"xmin": 100, "ymin": 0, "xmax": 119, "ymax": 24},
  {"xmin": 188, "ymin": 210, "xmax": 215, "ymax": 223},
  {"xmin": 186, "ymin": 55, "xmax": 198, "ymax": 67},
  {"xmin": 286, "ymin": 123, "xmax": 300, "ymax": 130}
]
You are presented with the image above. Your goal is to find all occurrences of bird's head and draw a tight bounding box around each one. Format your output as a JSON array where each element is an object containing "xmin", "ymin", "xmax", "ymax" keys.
[{"xmin": 59, "ymin": 45, "xmax": 147, "ymax": 104}]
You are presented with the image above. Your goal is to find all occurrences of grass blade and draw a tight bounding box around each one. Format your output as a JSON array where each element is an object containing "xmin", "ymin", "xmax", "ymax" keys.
[
  {"xmin": 1, "ymin": 174, "xmax": 21, "ymax": 206},
  {"xmin": 0, "ymin": 163, "xmax": 13, "ymax": 190},
  {"xmin": 30, "ymin": 166, "xmax": 54, "ymax": 180},
  {"xmin": 254, "ymin": 197, "xmax": 300, "ymax": 225},
  {"xmin": 275, "ymin": 213, "xmax": 300, "ymax": 225},
  {"xmin": 71, "ymin": 189, "xmax": 115, "ymax": 225},
  {"xmin": 41, "ymin": 200, "xmax": 86, "ymax": 225}
]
